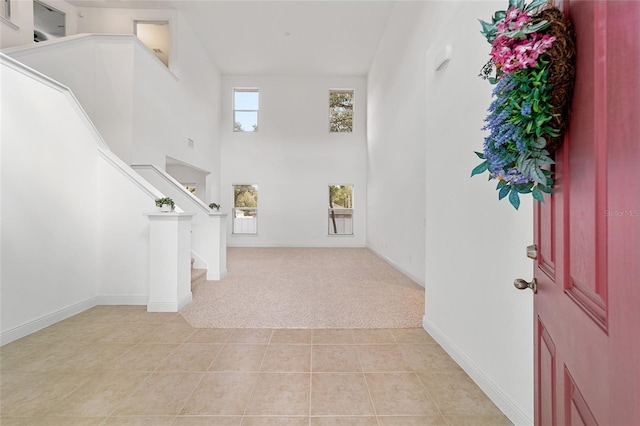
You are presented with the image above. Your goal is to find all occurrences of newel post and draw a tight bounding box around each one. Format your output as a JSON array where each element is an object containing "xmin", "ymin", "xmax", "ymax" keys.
[
  {"xmin": 208, "ymin": 212, "xmax": 228, "ymax": 280},
  {"xmin": 146, "ymin": 212, "xmax": 194, "ymax": 312}
]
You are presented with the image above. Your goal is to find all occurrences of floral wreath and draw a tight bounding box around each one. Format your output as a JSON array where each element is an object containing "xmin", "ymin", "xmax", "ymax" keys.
[{"xmin": 472, "ymin": 0, "xmax": 576, "ymax": 209}]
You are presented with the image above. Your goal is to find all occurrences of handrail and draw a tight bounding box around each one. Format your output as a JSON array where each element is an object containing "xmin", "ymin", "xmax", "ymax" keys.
[
  {"xmin": 131, "ymin": 165, "xmax": 213, "ymax": 214},
  {"xmin": 2, "ymin": 33, "xmax": 178, "ymax": 81},
  {"xmin": 0, "ymin": 53, "xmax": 109, "ymax": 150},
  {"xmin": 1, "ymin": 53, "xmax": 172, "ymax": 205},
  {"xmin": 100, "ymin": 152, "xmax": 169, "ymax": 203}
]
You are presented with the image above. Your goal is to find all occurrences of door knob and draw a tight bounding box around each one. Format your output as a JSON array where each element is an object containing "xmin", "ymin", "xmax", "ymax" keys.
[{"xmin": 514, "ymin": 278, "xmax": 537, "ymax": 293}]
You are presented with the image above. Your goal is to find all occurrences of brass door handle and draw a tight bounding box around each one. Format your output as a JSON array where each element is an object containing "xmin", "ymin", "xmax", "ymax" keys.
[{"xmin": 514, "ymin": 278, "xmax": 537, "ymax": 293}]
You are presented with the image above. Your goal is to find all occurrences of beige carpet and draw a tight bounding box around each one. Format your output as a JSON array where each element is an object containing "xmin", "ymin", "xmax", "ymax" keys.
[{"xmin": 180, "ymin": 247, "xmax": 425, "ymax": 329}]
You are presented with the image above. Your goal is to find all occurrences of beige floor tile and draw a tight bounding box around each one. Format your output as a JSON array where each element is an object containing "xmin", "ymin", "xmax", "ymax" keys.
[
  {"xmin": 186, "ymin": 328, "xmax": 234, "ymax": 343},
  {"xmin": 52, "ymin": 343, "xmax": 135, "ymax": 373},
  {"xmin": 310, "ymin": 373, "xmax": 375, "ymax": 416},
  {"xmin": 1, "ymin": 372, "xmax": 90, "ymax": 417},
  {"xmin": 244, "ymin": 373, "xmax": 310, "ymax": 416},
  {"xmin": 270, "ymin": 329, "xmax": 313, "ymax": 344},
  {"xmin": 350, "ymin": 329, "xmax": 396, "ymax": 344},
  {"xmin": 228, "ymin": 329, "xmax": 273, "ymax": 344},
  {"xmin": 180, "ymin": 372, "xmax": 258, "ymax": 415},
  {"xmin": 157, "ymin": 343, "xmax": 223, "ymax": 371},
  {"xmin": 173, "ymin": 416, "xmax": 242, "ymax": 425},
  {"xmin": 355, "ymin": 345, "xmax": 413, "ymax": 372},
  {"xmin": 98, "ymin": 323, "xmax": 164, "ymax": 344},
  {"xmin": 113, "ymin": 372, "xmax": 203, "ymax": 416},
  {"xmin": 377, "ymin": 416, "xmax": 449, "ymax": 425},
  {"xmin": 390, "ymin": 328, "xmax": 437, "ymax": 344},
  {"xmin": 111, "ymin": 343, "xmax": 179, "ymax": 371},
  {"xmin": 401, "ymin": 344, "xmax": 463, "ymax": 373},
  {"xmin": 445, "ymin": 415, "xmax": 513, "ymax": 425},
  {"xmin": 312, "ymin": 345, "xmax": 361, "ymax": 372},
  {"xmin": 0, "ymin": 418, "xmax": 32, "ymax": 426},
  {"xmin": 141, "ymin": 322, "xmax": 195, "ymax": 344},
  {"xmin": 0, "ymin": 307, "xmax": 510, "ymax": 426},
  {"xmin": 11, "ymin": 417, "xmax": 106, "ymax": 425},
  {"xmin": 102, "ymin": 416, "xmax": 176, "ymax": 425},
  {"xmin": 242, "ymin": 417, "xmax": 309, "ymax": 425},
  {"xmin": 261, "ymin": 345, "xmax": 311, "ymax": 372},
  {"xmin": 365, "ymin": 372, "xmax": 439, "ymax": 416},
  {"xmin": 417, "ymin": 371, "xmax": 507, "ymax": 417},
  {"xmin": 208, "ymin": 344, "xmax": 267, "ymax": 372},
  {"xmin": 51, "ymin": 371, "xmax": 149, "ymax": 417},
  {"xmin": 312, "ymin": 330, "xmax": 354, "ymax": 344},
  {"xmin": 310, "ymin": 417, "xmax": 378, "ymax": 425}
]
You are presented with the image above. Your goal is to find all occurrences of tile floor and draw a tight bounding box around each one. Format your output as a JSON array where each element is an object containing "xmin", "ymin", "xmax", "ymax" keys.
[{"xmin": 0, "ymin": 306, "xmax": 512, "ymax": 425}]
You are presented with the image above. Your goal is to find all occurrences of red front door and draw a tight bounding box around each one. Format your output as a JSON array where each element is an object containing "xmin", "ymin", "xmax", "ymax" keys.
[{"xmin": 533, "ymin": 1, "xmax": 640, "ymax": 425}]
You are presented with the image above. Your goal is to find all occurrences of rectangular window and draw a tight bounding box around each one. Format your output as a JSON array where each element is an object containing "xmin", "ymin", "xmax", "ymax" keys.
[
  {"xmin": 234, "ymin": 89, "xmax": 259, "ymax": 132},
  {"xmin": 233, "ymin": 184, "xmax": 258, "ymax": 234},
  {"xmin": 329, "ymin": 90, "xmax": 353, "ymax": 133},
  {"xmin": 328, "ymin": 185, "xmax": 353, "ymax": 235}
]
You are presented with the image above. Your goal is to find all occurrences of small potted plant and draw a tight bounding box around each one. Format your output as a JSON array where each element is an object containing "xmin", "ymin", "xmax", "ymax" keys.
[
  {"xmin": 209, "ymin": 202, "xmax": 220, "ymax": 211},
  {"xmin": 155, "ymin": 197, "xmax": 175, "ymax": 212}
]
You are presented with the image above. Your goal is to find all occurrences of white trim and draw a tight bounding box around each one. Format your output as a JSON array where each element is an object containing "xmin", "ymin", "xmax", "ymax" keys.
[
  {"xmin": 367, "ymin": 244, "xmax": 425, "ymax": 287},
  {"xmin": 0, "ymin": 15, "xmax": 19, "ymax": 30},
  {"xmin": 0, "ymin": 53, "xmax": 109, "ymax": 150},
  {"xmin": 131, "ymin": 164, "xmax": 209, "ymax": 213},
  {"xmin": 3, "ymin": 33, "xmax": 178, "ymax": 81},
  {"xmin": 423, "ymin": 316, "xmax": 533, "ymax": 426},
  {"xmin": 96, "ymin": 295, "xmax": 148, "ymax": 306},
  {"xmin": 147, "ymin": 293, "xmax": 192, "ymax": 313},
  {"xmin": 0, "ymin": 297, "xmax": 99, "ymax": 346},
  {"xmin": 101, "ymin": 154, "xmax": 168, "ymax": 202}
]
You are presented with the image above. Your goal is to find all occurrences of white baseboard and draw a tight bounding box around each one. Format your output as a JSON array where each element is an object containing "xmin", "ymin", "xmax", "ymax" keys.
[
  {"xmin": 423, "ymin": 316, "xmax": 533, "ymax": 426},
  {"xmin": 366, "ymin": 245, "xmax": 425, "ymax": 288},
  {"xmin": 147, "ymin": 292, "xmax": 192, "ymax": 312},
  {"xmin": 0, "ymin": 297, "xmax": 99, "ymax": 346},
  {"xmin": 97, "ymin": 295, "xmax": 148, "ymax": 305}
]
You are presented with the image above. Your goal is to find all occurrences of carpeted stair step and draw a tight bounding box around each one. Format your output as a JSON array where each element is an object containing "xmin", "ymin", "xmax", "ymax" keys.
[{"xmin": 191, "ymin": 258, "xmax": 207, "ymax": 290}]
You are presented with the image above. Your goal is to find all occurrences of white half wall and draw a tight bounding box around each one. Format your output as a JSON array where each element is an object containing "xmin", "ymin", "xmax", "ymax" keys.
[
  {"xmin": 1, "ymin": 56, "xmax": 99, "ymax": 343},
  {"xmin": 221, "ymin": 75, "xmax": 367, "ymax": 248},
  {"xmin": 367, "ymin": 2, "xmax": 533, "ymax": 424}
]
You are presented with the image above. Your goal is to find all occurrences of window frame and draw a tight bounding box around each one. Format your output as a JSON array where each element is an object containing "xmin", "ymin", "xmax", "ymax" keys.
[
  {"xmin": 329, "ymin": 89, "xmax": 354, "ymax": 133},
  {"xmin": 328, "ymin": 184, "xmax": 354, "ymax": 236},
  {"xmin": 232, "ymin": 184, "xmax": 259, "ymax": 235},
  {"xmin": 233, "ymin": 88, "xmax": 260, "ymax": 132}
]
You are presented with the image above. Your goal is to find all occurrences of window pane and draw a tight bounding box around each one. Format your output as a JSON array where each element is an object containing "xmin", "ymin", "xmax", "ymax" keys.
[
  {"xmin": 234, "ymin": 111, "xmax": 258, "ymax": 132},
  {"xmin": 328, "ymin": 209, "xmax": 353, "ymax": 235},
  {"xmin": 329, "ymin": 90, "xmax": 353, "ymax": 133},
  {"xmin": 328, "ymin": 185, "xmax": 353, "ymax": 235},
  {"xmin": 233, "ymin": 185, "xmax": 258, "ymax": 234},
  {"xmin": 234, "ymin": 89, "xmax": 259, "ymax": 132},
  {"xmin": 234, "ymin": 184, "xmax": 258, "ymax": 207},
  {"xmin": 234, "ymin": 90, "xmax": 259, "ymax": 110}
]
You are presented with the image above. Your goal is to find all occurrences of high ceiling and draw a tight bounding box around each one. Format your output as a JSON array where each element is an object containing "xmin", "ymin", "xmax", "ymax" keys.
[{"xmin": 67, "ymin": 1, "xmax": 396, "ymax": 76}]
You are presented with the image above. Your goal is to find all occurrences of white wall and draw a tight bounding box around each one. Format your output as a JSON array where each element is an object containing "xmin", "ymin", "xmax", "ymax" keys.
[
  {"xmin": 221, "ymin": 76, "xmax": 367, "ymax": 247},
  {"xmin": 1, "ymin": 55, "xmax": 176, "ymax": 343},
  {"xmin": 76, "ymin": 6, "xmax": 222, "ymax": 205},
  {"xmin": 1, "ymin": 57, "xmax": 99, "ymax": 341},
  {"xmin": 4, "ymin": 3, "xmax": 223, "ymax": 206},
  {"xmin": 1, "ymin": 0, "xmax": 34, "ymax": 48},
  {"xmin": 366, "ymin": 3, "xmax": 429, "ymax": 286},
  {"xmin": 166, "ymin": 163, "xmax": 208, "ymax": 202},
  {"xmin": 367, "ymin": 2, "xmax": 534, "ymax": 424},
  {"xmin": 1, "ymin": 0, "xmax": 78, "ymax": 49}
]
